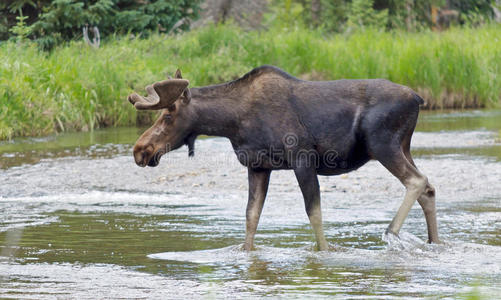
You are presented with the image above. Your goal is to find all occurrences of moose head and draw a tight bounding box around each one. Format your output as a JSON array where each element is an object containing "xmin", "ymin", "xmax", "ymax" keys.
[{"xmin": 128, "ymin": 70, "xmax": 196, "ymax": 167}]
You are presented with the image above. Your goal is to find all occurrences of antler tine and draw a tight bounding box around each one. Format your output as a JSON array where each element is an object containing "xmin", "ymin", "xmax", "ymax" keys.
[
  {"xmin": 128, "ymin": 84, "xmax": 161, "ymax": 110},
  {"xmin": 127, "ymin": 78, "xmax": 189, "ymax": 110},
  {"xmin": 144, "ymin": 84, "xmax": 160, "ymax": 102}
]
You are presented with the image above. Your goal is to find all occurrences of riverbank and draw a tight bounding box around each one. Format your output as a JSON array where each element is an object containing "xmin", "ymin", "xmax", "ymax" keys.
[{"xmin": 1, "ymin": 24, "xmax": 500, "ymax": 140}]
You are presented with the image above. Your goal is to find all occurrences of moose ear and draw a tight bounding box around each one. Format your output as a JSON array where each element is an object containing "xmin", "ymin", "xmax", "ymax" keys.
[
  {"xmin": 174, "ymin": 69, "xmax": 182, "ymax": 79},
  {"xmin": 173, "ymin": 69, "xmax": 191, "ymax": 104},
  {"xmin": 153, "ymin": 79, "xmax": 189, "ymax": 107},
  {"xmin": 182, "ymin": 87, "xmax": 191, "ymax": 104}
]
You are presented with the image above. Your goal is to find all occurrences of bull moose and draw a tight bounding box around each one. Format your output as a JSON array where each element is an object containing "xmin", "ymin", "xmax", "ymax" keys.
[{"xmin": 128, "ymin": 65, "xmax": 439, "ymax": 251}]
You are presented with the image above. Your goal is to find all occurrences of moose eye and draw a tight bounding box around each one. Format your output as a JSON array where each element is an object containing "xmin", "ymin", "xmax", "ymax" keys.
[{"xmin": 164, "ymin": 114, "xmax": 173, "ymax": 122}]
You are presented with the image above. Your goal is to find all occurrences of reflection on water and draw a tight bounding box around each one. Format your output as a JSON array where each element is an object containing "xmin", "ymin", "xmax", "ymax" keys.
[
  {"xmin": 416, "ymin": 109, "xmax": 501, "ymax": 132},
  {"xmin": 0, "ymin": 127, "xmax": 144, "ymax": 169},
  {"xmin": 1, "ymin": 109, "xmax": 501, "ymax": 298}
]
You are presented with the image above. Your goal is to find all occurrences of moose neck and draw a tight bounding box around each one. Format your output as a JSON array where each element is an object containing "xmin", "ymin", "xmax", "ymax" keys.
[{"xmin": 189, "ymin": 84, "xmax": 246, "ymax": 139}]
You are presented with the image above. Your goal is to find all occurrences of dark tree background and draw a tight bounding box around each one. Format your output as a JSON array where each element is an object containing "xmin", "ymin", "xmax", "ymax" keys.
[
  {"xmin": 1, "ymin": 0, "xmax": 497, "ymax": 50},
  {"xmin": 284, "ymin": 0, "xmax": 496, "ymax": 31},
  {"xmin": 0, "ymin": 0, "xmax": 201, "ymax": 49}
]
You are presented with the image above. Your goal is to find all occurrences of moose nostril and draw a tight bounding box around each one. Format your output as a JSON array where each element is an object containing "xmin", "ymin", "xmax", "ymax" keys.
[
  {"xmin": 133, "ymin": 144, "xmax": 154, "ymax": 167},
  {"xmin": 134, "ymin": 153, "xmax": 142, "ymax": 166},
  {"xmin": 133, "ymin": 149, "xmax": 148, "ymax": 167},
  {"xmin": 142, "ymin": 151, "xmax": 149, "ymax": 161}
]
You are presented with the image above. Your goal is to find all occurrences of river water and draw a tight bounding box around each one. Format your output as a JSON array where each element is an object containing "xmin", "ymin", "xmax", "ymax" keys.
[{"xmin": 0, "ymin": 110, "xmax": 500, "ymax": 299}]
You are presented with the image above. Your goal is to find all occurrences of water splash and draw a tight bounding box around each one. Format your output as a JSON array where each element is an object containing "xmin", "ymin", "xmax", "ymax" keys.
[{"xmin": 382, "ymin": 231, "xmax": 425, "ymax": 251}]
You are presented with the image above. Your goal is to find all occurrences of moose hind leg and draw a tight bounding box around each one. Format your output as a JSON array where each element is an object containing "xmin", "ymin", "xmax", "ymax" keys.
[
  {"xmin": 244, "ymin": 168, "xmax": 271, "ymax": 251},
  {"xmin": 404, "ymin": 150, "xmax": 440, "ymax": 243},
  {"xmin": 417, "ymin": 183, "xmax": 440, "ymax": 243},
  {"xmin": 375, "ymin": 149, "xmax": 428, "ymax": 237}
]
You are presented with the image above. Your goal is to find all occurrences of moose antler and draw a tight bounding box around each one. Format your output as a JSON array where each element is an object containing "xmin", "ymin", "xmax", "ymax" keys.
[{"xmin": 128, "ymin": 79, "xmax": 189, "ymax": 110}]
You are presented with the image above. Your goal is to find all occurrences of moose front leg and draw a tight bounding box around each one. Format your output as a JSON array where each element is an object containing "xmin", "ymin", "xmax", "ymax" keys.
[
  {"xmin": 244, "ymin": 168, "xmax": 271, "ymax": 251},
  {"xmin": 294, "ymin": 166, "xmax": 329, "ymax": 251}
]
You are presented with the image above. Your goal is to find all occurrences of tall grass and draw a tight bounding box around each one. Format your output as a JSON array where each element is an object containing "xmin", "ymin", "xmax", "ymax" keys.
[{"xmin": 1, "ymin": 24, "xmax": 500, "ymax": 140}]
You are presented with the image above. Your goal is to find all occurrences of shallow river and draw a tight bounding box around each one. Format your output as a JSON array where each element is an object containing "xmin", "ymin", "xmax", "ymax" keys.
[{"xmin": 0, "ymin": 110, "xmax": 500, "ymax": 299}]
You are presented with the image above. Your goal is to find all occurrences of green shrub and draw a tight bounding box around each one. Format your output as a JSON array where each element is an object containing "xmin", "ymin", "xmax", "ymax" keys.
[
  {"xmin": 0, "ymin": 0, "xmax": 201, "ymax": 49},
  {"xmin": 346, "ymin": 0, "xmax": 388, "ymax": 30},
  {"xmin": 268, "ymin": 0, "xmax": 497, "ymax": 32}
]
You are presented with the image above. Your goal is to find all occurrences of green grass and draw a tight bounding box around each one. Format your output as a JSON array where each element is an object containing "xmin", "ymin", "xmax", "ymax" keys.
[{"xmin": 1, "ymin": 24, "xmax": 500, "ymax": 140}]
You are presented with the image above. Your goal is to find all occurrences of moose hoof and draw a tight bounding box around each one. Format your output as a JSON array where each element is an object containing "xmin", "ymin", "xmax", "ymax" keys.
[
  {"xmin": 384, "ymin": 227, "xmax": 399, "ymax": 238},
  {"xmin": 427, "ymin": 238, "xmax": 443, "ymax": 244},
  {"xmin": 382, "ymin": 228, "xmax": 401, "ymax": 245}
]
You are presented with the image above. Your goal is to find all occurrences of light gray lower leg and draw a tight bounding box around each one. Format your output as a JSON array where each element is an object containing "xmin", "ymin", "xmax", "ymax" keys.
[
  {"xmin": 243, "ymin": 168, "xmax": 271, "ymax": 251},
  {"xmin": 417, "ymin": 184, "xmax": 440, "ymax": 243},
  {"xmin": 307, "ymin": 202, "xmax": 329, "ymax": 251},
  {"xmin": 387, "ymin": 175, "xmax": 427, "ymax": 236},
  {"xmin": 244, "ymin": 197, "xmax": 265, "ymax": 251},
  {"xmin": 402, "ymin": 150, "xmax": 440, "ymax": 242},
  {"xmin": 294, "ymin": 165, "xmax": 329, "ymax": 251}
]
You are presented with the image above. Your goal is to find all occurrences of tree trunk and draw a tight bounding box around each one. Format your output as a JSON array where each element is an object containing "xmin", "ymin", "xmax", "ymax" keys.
[
  {"xmin": 311, "ymin": 0, "xmax": 321, "ymax": 27},
  {"xmin": 405, "ymin": 0, "xmax": 413, "ymax": 31}
]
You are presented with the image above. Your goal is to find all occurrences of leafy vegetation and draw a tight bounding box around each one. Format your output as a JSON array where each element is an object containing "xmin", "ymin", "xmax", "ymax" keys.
[
  {"xmin": 2, "ymin": 0, "xmax": 498, "ymax": 49},
  {"xmin": 346, "ymin": 0, "xmax": 389, "ymax": 29},
  {"xmin": 0, "ymin": 0, "xmax": 201, "ymax": 49},
  {"xmin": 1, "ymin": 24, "xmax": 500, "ymax": 140},
  {"xmin": 276, "ymin": 0, "xmax": 497, "ymax": 31}
]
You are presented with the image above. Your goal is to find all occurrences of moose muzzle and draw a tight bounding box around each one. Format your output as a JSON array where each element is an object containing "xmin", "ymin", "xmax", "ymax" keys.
[{"xmin": 133, "ymin": 144, "xmax": 159, "ymax": 167}]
